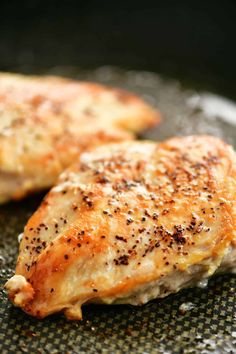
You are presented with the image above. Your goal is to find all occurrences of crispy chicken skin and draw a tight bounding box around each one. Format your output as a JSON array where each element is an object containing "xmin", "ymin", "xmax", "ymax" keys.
[
  {"xmin": 5, "ymin": 136, "xmax": 236, "ymax": 320},
  {"xmin": 0, "ymin": 72, "xmax": 159, "ymax": 203}
]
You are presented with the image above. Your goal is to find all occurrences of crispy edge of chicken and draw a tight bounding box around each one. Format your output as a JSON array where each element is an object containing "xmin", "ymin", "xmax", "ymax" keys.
[{"xmin": 5, "ymin": 135, "xmax": 236, "ymax": 320}]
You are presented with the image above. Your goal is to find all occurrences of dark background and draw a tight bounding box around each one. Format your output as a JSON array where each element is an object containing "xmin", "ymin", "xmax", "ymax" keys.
[{"xmin": 0, "ymin": 0, "xmax": 236, "ymax": 97}]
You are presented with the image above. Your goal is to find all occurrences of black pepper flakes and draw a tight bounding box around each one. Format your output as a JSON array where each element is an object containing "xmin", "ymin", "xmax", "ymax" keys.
[
  {"xmin": 162, "ymin": 209, "xmax": 169, "ymax": 215},
  {"xmin": 126, "ymin": 218, "xmax": 133, "ymax": 225},
  {"xmin": 152, "ymin": 212, "xmax": 158, "ymax": 220},
  {"xmin": 115, "ymin": 235, "xmax": 127, "ymax": 242},
  {"xmin": 114, "ymin": 254, "xmax": 129, "ymax": 266}
]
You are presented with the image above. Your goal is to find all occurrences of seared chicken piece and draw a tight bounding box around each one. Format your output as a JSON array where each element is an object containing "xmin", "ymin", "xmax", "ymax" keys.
[
  {"xmin": 6, "ymin": 136, "xmax": 236, "ymax": 319},
  {"xmin": 0, "ymin": 72, "xmax": 159, "ymax": 203}
]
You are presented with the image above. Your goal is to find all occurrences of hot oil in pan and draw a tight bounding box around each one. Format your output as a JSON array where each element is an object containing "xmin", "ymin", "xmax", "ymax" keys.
[{"xmin": 0, "ymin": 67, "xmax": 235, "ymax": 354}]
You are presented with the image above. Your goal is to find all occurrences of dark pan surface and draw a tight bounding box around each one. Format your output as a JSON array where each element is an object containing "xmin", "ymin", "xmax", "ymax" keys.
[{"xmin": 0, "ymin": 67, "xmax": 236, "ymax": 354}]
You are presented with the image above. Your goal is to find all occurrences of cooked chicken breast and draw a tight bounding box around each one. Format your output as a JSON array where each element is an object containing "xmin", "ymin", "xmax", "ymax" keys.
[
  {"xmin": 6, "ymin": 136, "xmax": 236, "ymax": 320},
  {"xmin": 0, "ymin": 72, "xmax": 159, "ymax": 203}
]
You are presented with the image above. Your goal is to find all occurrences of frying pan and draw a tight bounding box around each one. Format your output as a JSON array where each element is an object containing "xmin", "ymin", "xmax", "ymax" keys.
[{"xmin": 0, "ymin": 2, "xmax": 236, "ymax": 353}]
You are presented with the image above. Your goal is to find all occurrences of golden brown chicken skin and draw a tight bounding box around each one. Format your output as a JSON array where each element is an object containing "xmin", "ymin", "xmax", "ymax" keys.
[
  {"xmin": 0, "ymin": 72, "xmax": 159, "ymax": 203},
  {"xmin": 5, "ymin": 136, "xmax": 236, "ymax": 320}
]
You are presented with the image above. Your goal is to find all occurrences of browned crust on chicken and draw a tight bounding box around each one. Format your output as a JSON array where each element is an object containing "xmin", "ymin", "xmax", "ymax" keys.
[
  {"xmin": 0, "ymin": 72, "xmax": 159, "ymax": 202},
  {"xmin": 6, "ymin": 136, "xmax": 236, "ymax": 319}
]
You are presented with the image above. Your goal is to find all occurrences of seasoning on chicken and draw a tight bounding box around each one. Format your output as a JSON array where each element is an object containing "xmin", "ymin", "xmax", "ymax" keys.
[
  {"xmin": 0, "ymin": 72, "xmax": 159, "ymax": 203},
  {"xmin": 5, "ymin": 136, "xmax": 236, "ymax": 319}
]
